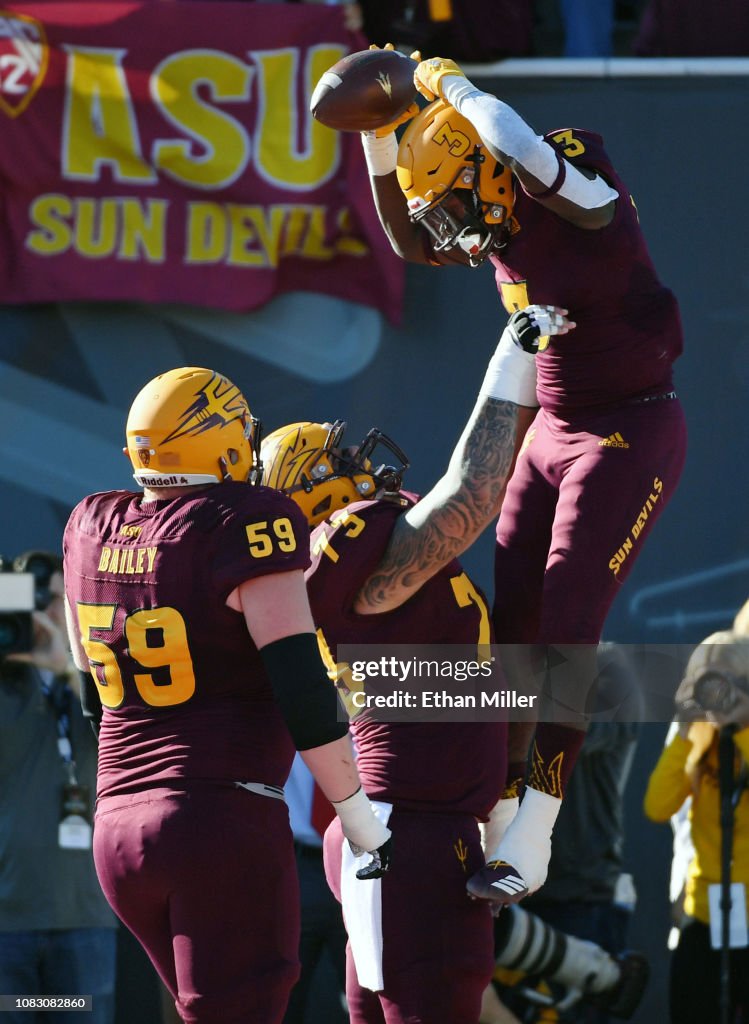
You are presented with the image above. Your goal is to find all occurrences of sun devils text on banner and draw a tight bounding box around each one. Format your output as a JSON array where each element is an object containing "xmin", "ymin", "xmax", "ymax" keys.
[{"xmin": 0, "ymin": 2, "xmax": 404, "ymax": 322}]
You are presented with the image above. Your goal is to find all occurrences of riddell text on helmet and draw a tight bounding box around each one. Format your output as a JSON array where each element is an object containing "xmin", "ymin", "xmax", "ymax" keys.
[{"xmin": 138, "ymin": 474, "xmax": 189, "ymax": 486}]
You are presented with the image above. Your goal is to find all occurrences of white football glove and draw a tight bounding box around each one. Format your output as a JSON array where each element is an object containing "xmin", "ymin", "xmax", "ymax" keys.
[{"xmin": 508, "ymin": 304, "xmax": 575, "ymax": 354}]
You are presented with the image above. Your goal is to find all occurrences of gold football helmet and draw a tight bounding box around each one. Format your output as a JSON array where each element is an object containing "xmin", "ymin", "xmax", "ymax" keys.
[
  {"xmin": 125, "ymin": 367, "xmax": 260, "ymax": 487},
  {"xmin": 261, "ymin": 420, "xmax": 409, "ymax": 528},
  {"xmin": 397, "ymin": 99, "xmax": 515, "ymax": 265}
]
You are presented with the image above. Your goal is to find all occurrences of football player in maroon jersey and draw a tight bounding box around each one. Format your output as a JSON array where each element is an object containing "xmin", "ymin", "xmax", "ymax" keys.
[
  {"xmin": 62, "ymin": 367, "xmax": 393, "ymax": 1024},
  {"xmin": 359, "ymin": 54, "xmax": 687, "ymax": 900},
  {"xmin": 261, "ymin": 308, "xmax": 573, "ymax": 1024}
]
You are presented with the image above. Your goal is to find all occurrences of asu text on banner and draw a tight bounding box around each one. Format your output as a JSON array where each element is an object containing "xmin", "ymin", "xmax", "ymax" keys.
[{"xmin": 0, "ymin": 2, "xmax": 404, "ymax": 321}]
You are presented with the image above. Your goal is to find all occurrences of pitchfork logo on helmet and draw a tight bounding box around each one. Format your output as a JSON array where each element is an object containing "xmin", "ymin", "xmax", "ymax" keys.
[
  {"xmin": 397, "ymin": 99, "xmax": 515, "ymax": 266},
  {"xmin": 261, "ymin": 420, "xmax": 410, "ymax": 528},
  {"xmin": 161, "ymin": 374, "xmax": 250, "ymax": 445},
  {"xmin": 125, "ymin": 367, "xmax": 260, "ymax": 488}
]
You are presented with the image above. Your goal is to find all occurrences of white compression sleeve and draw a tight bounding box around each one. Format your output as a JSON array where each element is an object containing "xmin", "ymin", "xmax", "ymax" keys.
[
  {"xmin": 479, "ymin": 326, "xmax": 538, "ymax": 407},
  {"xmin": 441, "ymin": 76, "xmax": 618, "ymax": 210}
]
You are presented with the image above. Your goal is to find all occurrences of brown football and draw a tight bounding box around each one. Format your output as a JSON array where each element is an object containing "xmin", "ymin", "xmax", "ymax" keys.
[{"xmin": 310, "ymin": 48, "xmax": 418, "ymax": 133}]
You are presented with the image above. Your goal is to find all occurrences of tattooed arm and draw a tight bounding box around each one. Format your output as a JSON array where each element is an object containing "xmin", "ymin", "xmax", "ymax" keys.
[
  {"xmin": 352, "ymin": 396, "xmax": 525, "ymax": 614},
  {"xmin": 351, "ymin": 305, "xmax": 573, "ymax": 615}
]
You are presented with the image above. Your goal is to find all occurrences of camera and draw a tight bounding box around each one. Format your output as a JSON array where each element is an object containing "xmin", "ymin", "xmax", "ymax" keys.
[
  {"xmin": 0, "ymin": 572, "xmax": 35, "ymax": 657},
  {"xmin": 693, "ymin": 671, "xmax": 749, "ymax": 716},
  {"xmin": 12, "ymin": 550, "xmax": 62, "ymax": 612}
]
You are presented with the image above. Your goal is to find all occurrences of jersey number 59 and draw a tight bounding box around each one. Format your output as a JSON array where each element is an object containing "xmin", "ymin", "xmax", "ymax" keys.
[{"xmin": 76, "ymin": 603, "xmax": 195, "ymax": 709}]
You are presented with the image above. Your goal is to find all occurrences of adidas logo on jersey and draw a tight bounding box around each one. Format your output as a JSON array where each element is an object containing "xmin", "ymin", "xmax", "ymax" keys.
[{"xmin": 598, "ymin": 432, "xmax": 630, "ymax": 449}]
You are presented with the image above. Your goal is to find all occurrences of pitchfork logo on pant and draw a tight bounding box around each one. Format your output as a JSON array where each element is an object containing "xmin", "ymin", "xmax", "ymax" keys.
[
  {"xmin": 453, "ymin": 837, "xmax": 469, "ymax": 873},
  {"xmin": 0, "ymin": 11, "xmax": 48, "ymax": 118}
]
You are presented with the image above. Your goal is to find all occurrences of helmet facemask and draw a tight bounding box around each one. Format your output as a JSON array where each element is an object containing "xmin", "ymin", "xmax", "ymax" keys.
[
  {"xmin": 410, "ymin": 157, "xmax": 512, "ymax": 266},
  {"xmin": 261, "ymin": 421, "xmax": 410, "ymax": 528},
  {"xmin": 342, "ymin": 425, "xmax": 410, "ymax": 496}
]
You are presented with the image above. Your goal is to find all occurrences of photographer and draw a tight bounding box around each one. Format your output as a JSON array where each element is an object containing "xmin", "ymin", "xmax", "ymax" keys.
[
  {"xmin": 644, "ymin": 632, "xmax": 749, "ymax": 1024},
  {"xmin": 0, "ymin": 552, "xmax": 117, "ymax": 1024}
]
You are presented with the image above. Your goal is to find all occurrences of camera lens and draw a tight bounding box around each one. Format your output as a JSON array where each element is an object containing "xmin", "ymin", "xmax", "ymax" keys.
[
  {"xmin": 0, "ymin": 611, "xmax": 32, "ymax": 658},
  {"xmin": 694, "ymin": 672, "xmax": 737, "ymax": 715},
  {"xmin": 0, "ymin": 614, "xmax": 21, "ymax": 654}
]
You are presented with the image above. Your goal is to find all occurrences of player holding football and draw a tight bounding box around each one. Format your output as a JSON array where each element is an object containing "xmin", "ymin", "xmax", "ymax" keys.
[
  {"xmin": 358, "ymin": 51, "xmax": 687, "ymax": 898},
  {"xmin": 261, "ymin": 307, "xmax": 572, "ymax": 1024},
  {"xmin": 62, "ymin": 367, "xmax": 392, "ymax": 1024}
]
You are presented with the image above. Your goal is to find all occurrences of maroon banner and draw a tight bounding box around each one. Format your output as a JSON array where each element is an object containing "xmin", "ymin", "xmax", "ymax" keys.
[{"xmin": 0, "ymin": 2, "xmax": 404, "ymax": 322}]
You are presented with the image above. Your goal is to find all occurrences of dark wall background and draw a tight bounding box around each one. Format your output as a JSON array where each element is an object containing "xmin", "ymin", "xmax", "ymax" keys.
[{"xmin": 2, "ymin": 72, "xmax": 746, "ymax": 1023}]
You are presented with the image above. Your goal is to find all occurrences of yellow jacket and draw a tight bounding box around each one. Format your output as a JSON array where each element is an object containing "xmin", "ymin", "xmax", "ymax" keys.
[{"xmin": 643, "ymin": 725, "xmax": 749, "ymax": 924}]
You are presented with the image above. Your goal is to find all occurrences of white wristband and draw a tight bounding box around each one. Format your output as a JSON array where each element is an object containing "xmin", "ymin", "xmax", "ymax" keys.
[
  {"xmin": 479, "ymin": 326, "xmax": 538, "ymax": 407},
  {"xmin": 333, "ymin": 787, "xmax": 391, "ymax": 852},
  {"xmin": 361, "ymin": 131, "xmax": 398, "ymax": 177}
]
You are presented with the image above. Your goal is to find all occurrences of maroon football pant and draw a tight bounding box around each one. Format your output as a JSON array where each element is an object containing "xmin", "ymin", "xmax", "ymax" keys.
[
  {"xmin": 493, "ymin": 397, "xmax": 687, "ymax": 645},
  {"xmin": 324, "ymin": 808, "xmax": 494, "ymax": 1024},
  {"xmin": 493, "ymin": 397, "xmax": 686, "ymax": 783},
  {"xmin": 93, "ymin": 785, "xmax": 300, "ymax": 1024}
]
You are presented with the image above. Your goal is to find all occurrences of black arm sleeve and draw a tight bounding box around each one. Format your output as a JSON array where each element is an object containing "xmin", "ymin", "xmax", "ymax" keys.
[
  {"xmin": 259, "ymin": 633, "xmax": 348, "ymax": 751},
  {"xmin": 79, "ymin": 669, "xmax": 102, "ymax": 739}
]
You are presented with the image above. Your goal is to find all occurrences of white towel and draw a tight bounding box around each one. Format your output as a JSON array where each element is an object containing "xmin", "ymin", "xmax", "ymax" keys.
[{"xmin": 339, "ymin": 800, "xmax": 392, "ymax": 992}]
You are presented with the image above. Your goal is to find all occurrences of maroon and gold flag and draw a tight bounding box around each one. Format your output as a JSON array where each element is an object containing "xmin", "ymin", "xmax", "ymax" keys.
[{"xmin": 0, "ymin": 2, "xmax": 404, "ymax": 321}]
